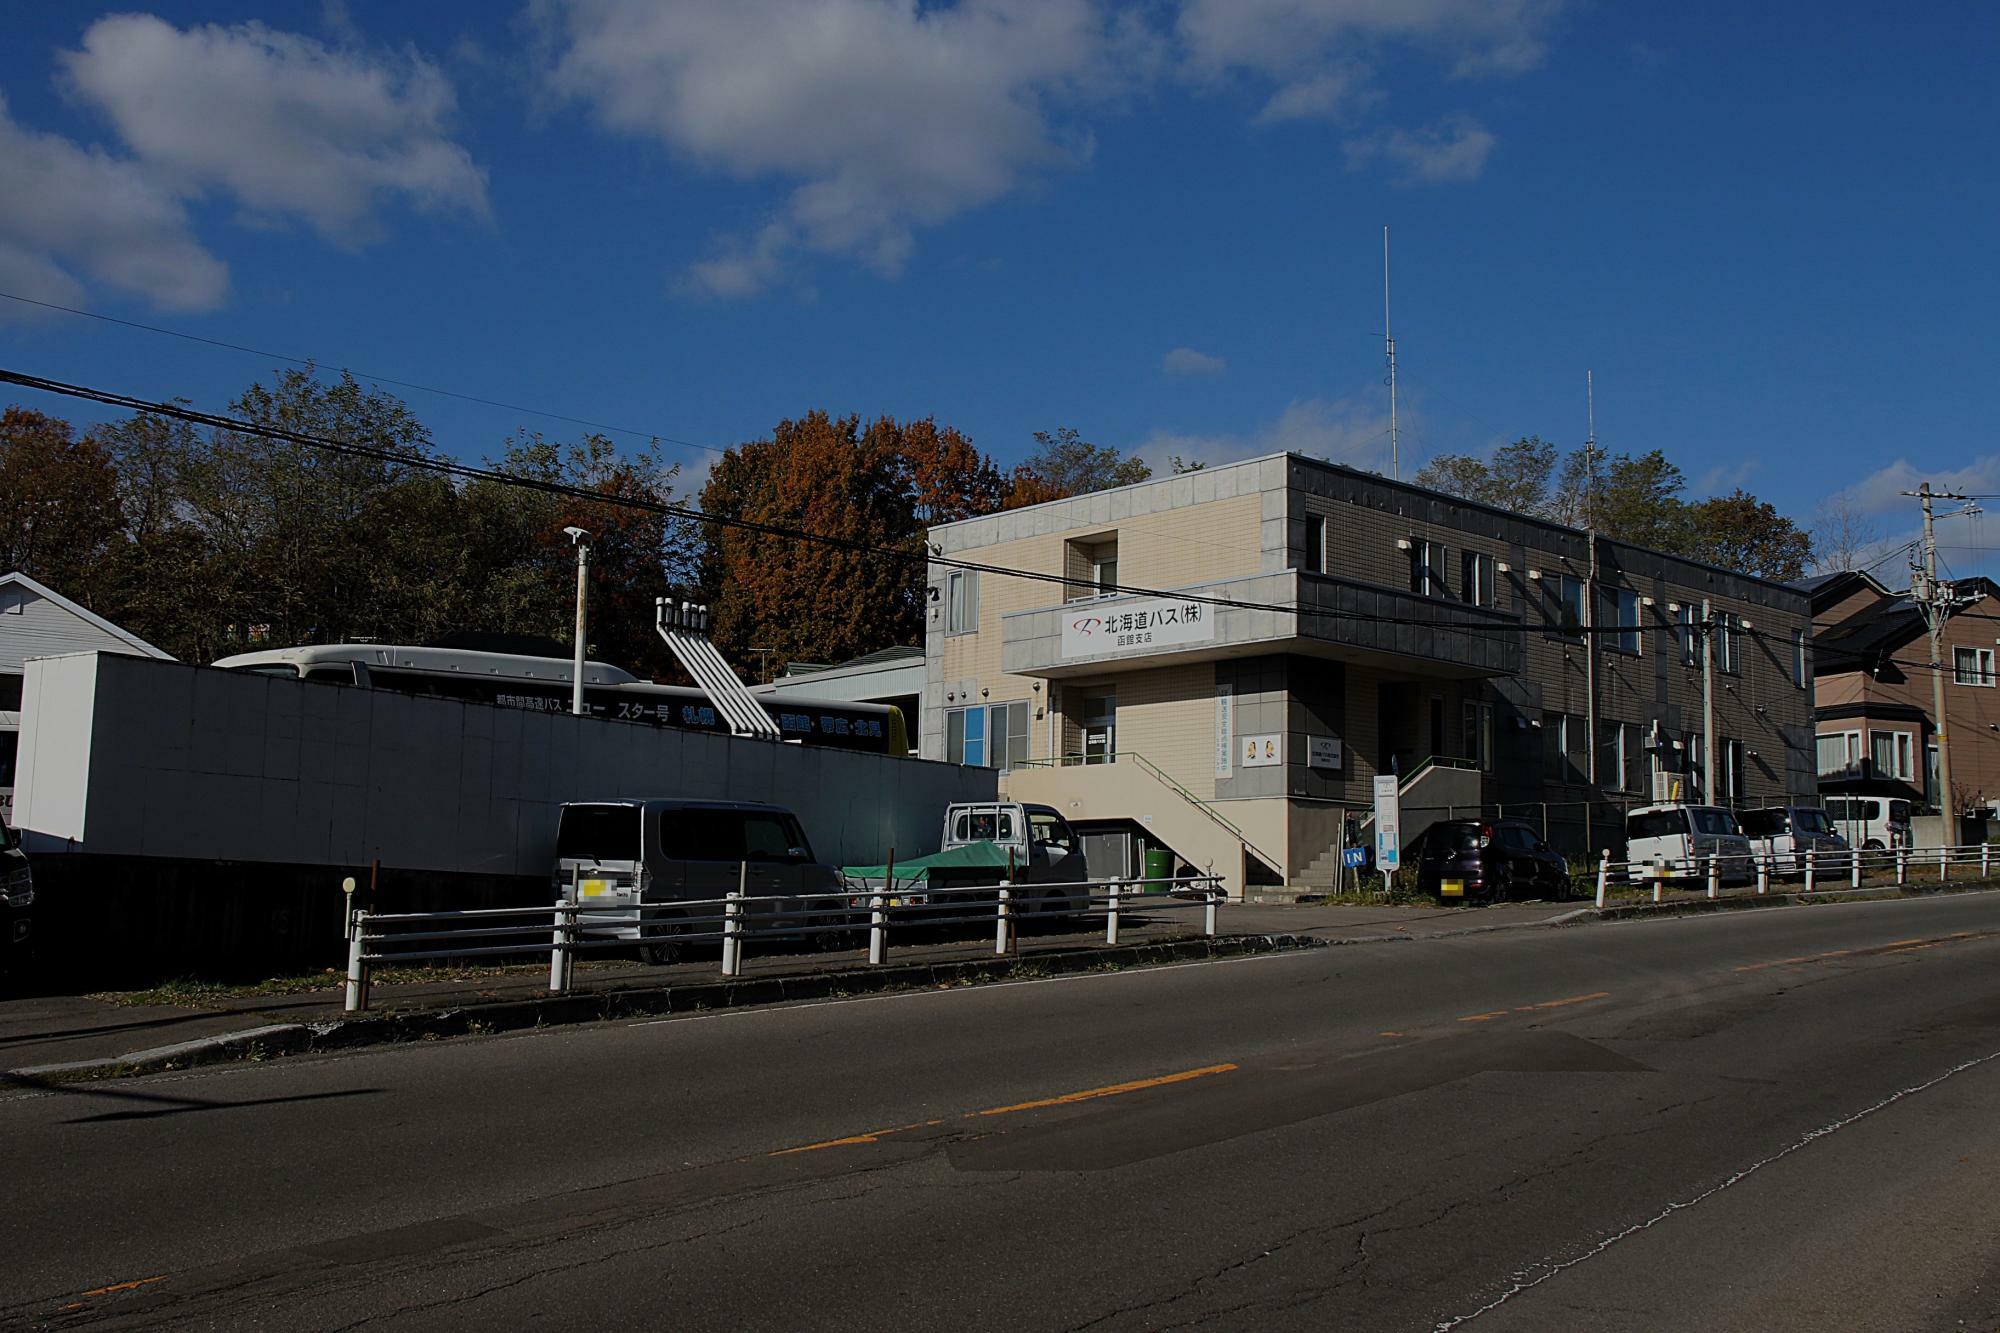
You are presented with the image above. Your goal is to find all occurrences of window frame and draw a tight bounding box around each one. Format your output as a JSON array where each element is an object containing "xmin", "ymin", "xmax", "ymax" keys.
[
  {"xmin": 1953, "ymin": 646, "xmax": 1995, "ymax": 687},
  {"xmin": 1410, "ymin": 539, "xmax": 1450, "ymax": 599},
  {"xmin": 945, "ymin": 570, "xmax": 979, "ymax": 635},
  {"xmin": 1551, "ymin": 575, "xmax": 1585, "ymax": 641},
  {"xmin": 1459, "ymin": 551, "xmax": 1496, "ymax": 608},
  {"xmin": 1792, "ymin": 628, "xmax": 1809, "ymax": 688},
  {"xmin": 1303, "ymin": 514, "xmax": 1325, "ymax": 574},
  {"xmin": 1603, "ymin": 587, "xmax": 1642, "ymax": 656}
]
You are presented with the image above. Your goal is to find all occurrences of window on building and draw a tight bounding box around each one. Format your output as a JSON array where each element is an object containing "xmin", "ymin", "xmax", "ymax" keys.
[
  {"xmin": 1410, "ymin": 540, "xmax": 1449, "ymax": 598},
  {"xmin": 1603, "ymin": 587, "xmax": 1641, "ymax": 655},
  {"xmin": 944, "ymin": 570, "xmax": 977, "ymax": 634},
  {"xmin": 1462, "ymin": 700, "xmax": 1494, "ymax": 772},
  {"xmin": 1868, "ymin": 729, "xmax": 1914, "ymax": 781},
  {"xmin": 1928, "ymin": 743, "xmax": 1941, "ymax": 804},
  {"xmin": 1954, "ymin": 646, "xmax": 1995, "ymax": 687},
  {"xmin": 1722, "ymin": 738, "xmax": 1746, "ymax": 805},
  {"xmin": 1597, "ymin": 721, "xmax": 1645, "ymax": 792},
  {"xmin": 1687, "ymin": 732, "xmax": 1706, "ymax": 797},
  {"xmin": 0, "ymin": 672, "xmax": 20, "ymax": 711},
  {"xmin": 1677, "ymin": 604, "xmax": 1700, "ymax": 666},
  {"xmin": 1793, "ymin": 629, "xmax": 1809, "ymax": 688},
  {"xmin": 0, "ymin": 728, "xmax": 15, "ymax": 789},
  {"xmin": 1460, "ymin": 551, "xmax": 1496, "ymax": 608},
  {"xmin": 946, "ymin": 701, "xmax": 1031, "ymax": 771},
  {"xmin": 1817, "ymin": 731, "xmax": 1861, "ymax": 777},
  {"xmin": 1545, "ymin": 712, "xmax": 1585, "ymax": 783},
  {"xmin": 1549, "ymin": 575, "xmax": 1585, "ymax": 639},
  {"xmin": 1303, "ymin": 514, "xmax": 1325, "ymax": 574},
  {"xmin": 1715, "ymin": 611, "xmax": 1740, "ymax": 674},
  {"xmin": 1065, "ymin": 537, "xmax": 1118, "ymax": 602}
]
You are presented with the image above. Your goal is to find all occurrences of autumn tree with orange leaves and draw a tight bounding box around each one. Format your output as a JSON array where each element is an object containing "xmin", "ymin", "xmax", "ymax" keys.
[{"xmin": 700, "ymin": 412, "xmax": 1006, "ymax": 666}]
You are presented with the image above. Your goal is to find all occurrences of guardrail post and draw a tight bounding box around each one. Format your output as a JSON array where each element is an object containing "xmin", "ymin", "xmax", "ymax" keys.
[
  {"xmin": 1706, "ymin": 855, "xmax": 1719, "ymax": 900},
  {"xmin": 549, "ymin": 903, "xmax": 573, "ymax": 994},
  {"xmin": 994, "ymin": 884, "xmax": 1012, "ymax": 956},
  {"xmin": 344, "ymin": 911, "xmax": 371, "ymax": 1013},
  {"xmin": 1594, "ymin": 851, "xmax": 1610, "ymax": 909},
  {"xmin": 1106, "ymin": 882, "xmax": 1121, "ymax": 946},
  {"xmin": 1850, "ymin": 847, "xmax": 1862, "ymax": 890},
  {"xmin": 1756, "ymin": 853, "xmax": 1768, "ymax": 896},
  {"xmin": 1204, "ymin": 888, "xmax": 1219, "ymax": 937},
  {"xmin": 721, "ymin": 889, "xmax": 744, "ymax": 977},
  {"xmin": 1984, "ymin": 842, "xmax": 1993, "ymax": 878},
  {"xmin": 868, "ymin": 894, "xmax": 886, "ymax": 965},
  {"xmin": 1939, "ymin": 845, "xmax": 1949, "ymax": 883},
  {"xmin": 1803, "ymin": 848, "xmax": 1816, "ymax": 895},
  {"xmin": 1896, "ymin": 845, "xmax": 1908, "ymax": 886}
]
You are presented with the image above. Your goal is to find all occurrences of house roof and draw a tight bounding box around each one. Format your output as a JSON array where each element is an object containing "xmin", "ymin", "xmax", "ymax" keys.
[
  {"xmin": 1812, "ymin": 576, "xmax": 2000, "ymax": 675},
  {"xmin": 0, "ymin": 571, "xmax": 173, "ymax": 661},
  {"xmin": 778, "ymin": 645, "xmax": 923, "ymax": 678},
  {"xmin": 1792, "ymin": 568, "xmax": 1895, "ymax": 615}
]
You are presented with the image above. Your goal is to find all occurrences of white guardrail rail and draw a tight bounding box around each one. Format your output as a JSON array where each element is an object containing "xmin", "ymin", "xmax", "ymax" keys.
[
  {"xmin": 342, "ymin": 874, "xmax": 1226, "ymax": 1013},
  {"xmin": 1587, "ymin": 841, "xmax": 1999, "ymax": 909}
]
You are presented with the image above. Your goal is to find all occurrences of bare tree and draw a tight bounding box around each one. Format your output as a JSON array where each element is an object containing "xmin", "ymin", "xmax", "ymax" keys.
[{"xmin": 1809, "ymin": 495, "xmax": 1881, "ymax": 574}]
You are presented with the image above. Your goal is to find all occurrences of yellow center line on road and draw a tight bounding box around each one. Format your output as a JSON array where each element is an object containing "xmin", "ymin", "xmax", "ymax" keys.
[
  {"xmin": 1737, "ymin": 930, "xmax": 1989, "ymax": 973},
  {"xmin": 976, "ymin": 1063, "xmax": 1238, "ymax": 1117},
  {"xmin": 59, "ymin": 1275, "xmax": 167, "ymax": 1309},
  {"xmin": 769, "ymin": 1062, "xmax": 1240, "ymax": 1157},
  {"xmin": 1459, "ymin": 991, "xmax": 1613, "ymax": 1024}
]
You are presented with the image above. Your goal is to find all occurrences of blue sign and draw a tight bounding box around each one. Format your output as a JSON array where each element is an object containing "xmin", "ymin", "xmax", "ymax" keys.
[{"xmin": 1342, "ymin": 847, "xmax": 1368, "ymax": 869}]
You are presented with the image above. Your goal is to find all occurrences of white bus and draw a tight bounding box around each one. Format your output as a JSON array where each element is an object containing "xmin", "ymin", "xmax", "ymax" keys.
[{"xmin": 213, "ymin": 641, "xmax": 909, "ymax": 755}]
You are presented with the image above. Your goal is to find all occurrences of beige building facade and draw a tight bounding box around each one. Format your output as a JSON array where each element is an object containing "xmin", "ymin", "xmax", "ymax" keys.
[{"xmin": 924, "ymin": 454, "xmax": 1815, "ymax": 895}]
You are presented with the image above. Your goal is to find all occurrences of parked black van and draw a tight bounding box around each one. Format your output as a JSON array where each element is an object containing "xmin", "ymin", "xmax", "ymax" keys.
[{"xmin": 1413, "ymin": 820, "xmax": 1569, "ymax": 901}]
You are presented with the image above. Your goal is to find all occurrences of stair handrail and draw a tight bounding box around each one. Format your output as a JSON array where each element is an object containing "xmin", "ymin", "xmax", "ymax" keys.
[{"xmin": 1014, "ymin": 751, "xmax": 1283, "ymax": 875}]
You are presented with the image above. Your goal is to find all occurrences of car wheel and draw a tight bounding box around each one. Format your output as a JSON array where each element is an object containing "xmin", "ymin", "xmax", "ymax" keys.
[
  {"xmin": 1865, "ymin": 840, "xmax": 1885, "ymax": 851},
  {"xmin": 1043, "ymin": 887, "xmax": 1076, "ymax": 919},
  {"xmin": 639, "ymin": 913, "xmax": 687, "ymax": 965}
]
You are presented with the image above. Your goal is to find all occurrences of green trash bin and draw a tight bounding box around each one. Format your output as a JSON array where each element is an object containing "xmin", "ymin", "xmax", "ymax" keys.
[{"xmin": 1142, "ymin": 847, "xmax": 1174, "ymax": 889}]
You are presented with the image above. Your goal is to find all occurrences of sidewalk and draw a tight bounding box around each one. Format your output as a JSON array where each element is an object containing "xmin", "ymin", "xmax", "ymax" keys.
[{"xmin": 0, "ymin": 900, "xmax": 1584, "ymax": 1079}]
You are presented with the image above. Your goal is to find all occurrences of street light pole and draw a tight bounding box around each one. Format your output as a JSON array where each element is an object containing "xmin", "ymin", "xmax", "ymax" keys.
[{"xmin": 565, "ymin": 526, "xmax": 593, "ymax": 717}]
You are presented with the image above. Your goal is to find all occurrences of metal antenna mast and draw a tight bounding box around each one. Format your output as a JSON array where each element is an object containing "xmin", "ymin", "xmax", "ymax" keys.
[{"xmin": 1383, "ymin": 225, "xmax": 1399, "ymax": 481}]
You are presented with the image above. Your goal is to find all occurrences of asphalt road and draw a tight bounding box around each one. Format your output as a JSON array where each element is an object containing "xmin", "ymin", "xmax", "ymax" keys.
[{"xmin": 6, "ymin": 893, "xmax": 2000, "ymax": 1331}]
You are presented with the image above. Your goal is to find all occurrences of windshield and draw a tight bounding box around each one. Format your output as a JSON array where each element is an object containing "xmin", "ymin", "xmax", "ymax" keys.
[
  {"xmin": 557, "ymin": 805, "xmax": 641, "ymax": 861},
  {"xmin": 1888, "ymin": 801, "xmax": 1911, "ymax": 823},
  {"xmin": 1736, "ymin": 809, "xmax": 1787, "ymax": 836},
  {"xmin": 1627, "ymin": 810, "xmax": 1689, "ymax": 840},
  {"xmin": 1794, "ymin": 810, "xmax": 1832, "ymax": 835},
  {"xmin": 1427, "ymin": 825, "xmax": 1482, "ymax": 855}
]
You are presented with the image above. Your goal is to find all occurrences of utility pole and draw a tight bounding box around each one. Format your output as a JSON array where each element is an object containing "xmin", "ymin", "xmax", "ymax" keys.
[
  {"xmin": 1583, "ymin": 372, "xmax": 1599, "ymax": 787},
  {"xmin": 1383, "ymin": 225, "xmax": 1399, "ymax": 481},
  {"xmin": 565, "ymin": 526, "xmax": 593, "ymax": 717},
  {"xmin": 1904, "ymin": 482, "xmax": 1976, "ymax": 828},
  {"xmin": 1701, "ymin": 597, "xmax": 1716, "ymax": 806}
]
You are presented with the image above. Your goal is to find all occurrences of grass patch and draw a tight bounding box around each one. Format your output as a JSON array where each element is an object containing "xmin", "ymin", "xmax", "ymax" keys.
[{"xmin": 97, "ymin": 960, "xmax": 625, "ymax": 1009}]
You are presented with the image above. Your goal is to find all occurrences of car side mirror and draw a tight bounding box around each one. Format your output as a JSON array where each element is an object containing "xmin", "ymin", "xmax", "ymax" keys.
[{"xmin": 787, "ymin": 846, "xmax": 812, "ymax": 863}]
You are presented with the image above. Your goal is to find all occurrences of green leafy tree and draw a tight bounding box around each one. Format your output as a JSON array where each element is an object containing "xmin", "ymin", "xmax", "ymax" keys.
[
  {"xmin": 0, "ymin": 408, "xmax": 124, "ymax": 608},
  {"xmin": 1683, "ymin": 490, "xmax": 1813, "ymax": 581}
]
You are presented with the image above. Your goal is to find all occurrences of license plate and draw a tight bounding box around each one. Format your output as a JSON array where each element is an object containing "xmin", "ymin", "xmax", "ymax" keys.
[
  {"xmin": 580, "ymin": 878, "xmax": 612, "ymax": 898},
  {"xmin": 1441, "ymin": 879, "xmax": 1464, "ymax": 897}
]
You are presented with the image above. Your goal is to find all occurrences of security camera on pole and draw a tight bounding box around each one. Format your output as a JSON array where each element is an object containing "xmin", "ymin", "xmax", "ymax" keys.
[{"xmin": 565, "ymin": 525, "xmax": 592, "ymax": 717}]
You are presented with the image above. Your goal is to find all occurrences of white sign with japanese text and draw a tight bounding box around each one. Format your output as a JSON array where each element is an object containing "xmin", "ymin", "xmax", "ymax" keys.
[
  {"xmin": 1308, "ymin": 736, "xmax": 1343, "ymax": 770},
  {"xmin": 1214, "ymin": 684, "xmax": 1234, "ymax": 777},
  {"xmin": 1373, "ymin": 774, "xmax": 1402, "ymax": 871},
  {"xmin": 1060, "ymin": 597, "xmax": 1216, "ymax": 660}
]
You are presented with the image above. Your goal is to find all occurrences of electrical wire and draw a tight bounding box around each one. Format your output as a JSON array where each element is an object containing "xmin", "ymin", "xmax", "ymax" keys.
[
  {"xmin": 0, "ymin": 364, "xmax": 1821, "ymax": 646},
  {"xmin": 0, "ymin": 288, "xmax": 729, "ymax": 458}
]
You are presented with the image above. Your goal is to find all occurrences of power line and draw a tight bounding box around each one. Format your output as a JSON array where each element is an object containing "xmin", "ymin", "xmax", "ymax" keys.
[
  {"xmin": 0, "ymin": 365, "xmax": 1819, "ymax": 646},
  {"xmin": 0, "ymin": 288, "xmax": 730, "ymax": 458}
]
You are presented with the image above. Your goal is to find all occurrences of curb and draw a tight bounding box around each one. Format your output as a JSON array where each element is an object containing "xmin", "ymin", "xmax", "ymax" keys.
[
  {"xmin": 1593, "ymin": 880, "xmax": 2000, "ymax": 921},
  {"xmin": 6, "ymin": 933, "xmax": 1330, "ymax": 1085}
]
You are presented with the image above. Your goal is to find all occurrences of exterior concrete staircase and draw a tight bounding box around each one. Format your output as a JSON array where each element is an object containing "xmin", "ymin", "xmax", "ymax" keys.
[
  {"xmin": 1004, "ymin": 752, "xmax": 1283, "ymax": 900},
  {"xmin": 1295, "ymin": 758, "xmax": 1485, "ymax": 893}
]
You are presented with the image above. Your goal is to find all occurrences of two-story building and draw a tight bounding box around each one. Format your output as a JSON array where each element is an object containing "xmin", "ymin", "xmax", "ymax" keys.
[
  {"xmin": 1807, "ymin": 569, "xmax": 2000, "ymax": 818},
  {"xmin": 923, "ymin": 453, "xmax": 1815, "ymax": 896}
]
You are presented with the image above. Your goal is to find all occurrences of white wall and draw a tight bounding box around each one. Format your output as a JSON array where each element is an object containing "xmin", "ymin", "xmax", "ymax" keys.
[{"xmin": 18, "ymin": 653, "xmax": 999, "ymax": 873}]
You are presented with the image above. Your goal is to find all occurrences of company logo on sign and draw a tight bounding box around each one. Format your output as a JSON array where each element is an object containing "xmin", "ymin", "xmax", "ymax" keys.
[{"xmin": 1060, "ymin": 596, "xmax": 1216, "ymax": 660}]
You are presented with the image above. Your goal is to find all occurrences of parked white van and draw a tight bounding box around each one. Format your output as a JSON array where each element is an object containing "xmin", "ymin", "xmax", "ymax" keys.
[
  {"xmin": 1624, "ymin": 804, "xmax": 1755, "ymax": 885},
  {"xmin": 1822, "ymin": 797, "xmax": 1912, "ymax": 851},
  {"xmin": 1737, "ymin": 806, "xmax": 1851, "ymax": 875},
  {"xmin": 554, "ymin": 798, "xmax": 844, "ymax": 963}
]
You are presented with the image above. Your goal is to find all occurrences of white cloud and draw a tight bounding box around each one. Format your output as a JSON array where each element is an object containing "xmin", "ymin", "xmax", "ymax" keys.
[
  {"xmin": 1133, "ymin": 394, "xmax": 1392, "ymax": 474},
  {"xmin": 1177, "ymin": 0, "xmax": 1564, "ymax": 122},
  {"xmin": 1162, "ymin": 346, "xmax": 1226, "ymax": 376},
  {"xmin": 1345, "ymin": 116, "xmax": 1496, "ymax": 182},
  {"xmin": 1833, "ymin": 457, "xmax": 2000, "ymax": 518},
  {"xmin": 0, "ymin": 92, "xmax": 227, "ymax": 313},
  {"xmin": 59, "ymin": 14, "xmax": 488, "ymax": 243},
  {"xmin": 540, "ymin": 0, "xmax": 1113, "ymax": 296}
]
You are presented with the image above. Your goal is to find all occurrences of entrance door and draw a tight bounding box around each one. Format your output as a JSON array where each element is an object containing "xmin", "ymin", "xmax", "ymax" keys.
[
  {"xmin": 1079, "ymin": 689, "xmax": 1116, "ymax": 764},
  {"xmin": 1377, "ymin": 682, "xmax": 1417, "ymax": 777},
  {"xmin": 1429, "ymin": 695, "xmax": 1446, "ymax": 764}
]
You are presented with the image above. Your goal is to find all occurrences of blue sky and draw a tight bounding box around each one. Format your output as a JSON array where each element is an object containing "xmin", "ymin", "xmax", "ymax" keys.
[{"xmin": 2, "ymin": 2, "xmax": 1996, "ymax": 574}]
